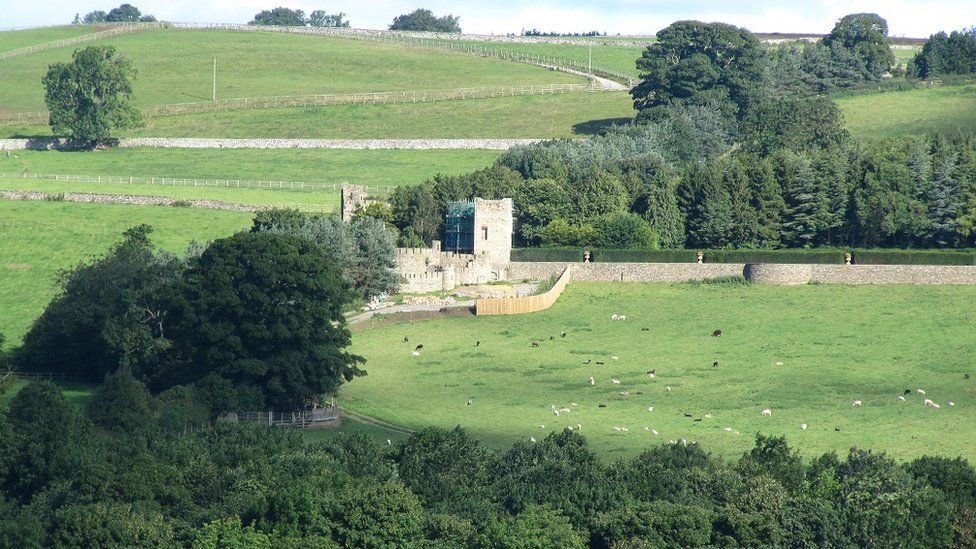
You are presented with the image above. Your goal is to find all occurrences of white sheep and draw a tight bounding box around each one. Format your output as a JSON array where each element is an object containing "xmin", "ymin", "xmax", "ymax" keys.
[
  {"xmin": 666, "ymin": 386, "xmax": 672, "ymax": 392},
  {"xmin": 680, "ymin": 438, "xmax": 687, "ymax": 446},
  {"xmin": 669, "ymin": 439, "xmax": 677, "ymax": 445},
  {"xmin": 949, "ymin": 401, "xmax": 955, "ymax": 406},
  {"xmin": 611, "ymin": 314, "xmax": 619, "ymax": 320},
  {"xmin": 560, "ymin": 407, "xmax": 572, "ymax": 413},
  {"xmin": 530, "ymin": 437, "xmax": 536, "ymax": 442},
  {"xmin": 918, "ymin": 389, "xmax": 927, "ymax": 395},
  {"xmin": 932, "ymin": 403, "xmax": 941, "ymax": 409},
  {"xmin": 539, "ymin": 424, "xmax": 545, "ymax": 429},
  {"xmin": 761, "ymin": 408, "xmax": 772, "ymax": 416},
  {"xmin": 704, "ymin": 413, "xmax": 712, "ymax": 418},
  {"xmin": 723, "ymin": 427, "xmax": 733, "ymax": 432},
  {"xmin": 610, "ymin": 355, "xmax": 619, "ymax": 360},
  {"xmin": 647, "ymin": 406, "xmax": 654, "ymax": 412},
  {"xmin": 411, "ymin": 351, "xmax": 420, "ymax": 356},
  {"xmin": 613, "ymin": 426, "xmax": 622, "ymax": 432},
  {"xmin": 800, "ymin": 423, "xmax": 808, "ymax": 430},
  {"xmin": 571, "ymin": 402, "xmax": 578, "ymax": 407},
  {"xmin": 621, "ymin": 427, "xmax": 629, "ymax": 432},
  {"xmin": 898, "ymin": 396, "xmax": 906, "ymax": 402},
  {"xmin": 651, "ymin": 429, "xmax": 659, "ymax": 436},
  {"xmin": 576, "ymin": 424, "xmax": 582, "ymax": 430},
  {"xmin": 611, "ymin": 378, "xmax": 621, "ymax": 384},
  {"xmin": 553, "ymin": 409, "xmax": 560, "ymax": 416},
  {"xmin": 619, "ymin": 391, "xmax": 630, "ymax": 397},
  {"xmin": 647, "ymin": 372, "xmax": 656, "ymax": 379},
  {"xmin": 619, "ymin": 315, "xmax": 626, "ymax": 321},
  {"xmin": 852, "ymin": 400, "xmax": 862, "ymax": 407},
  {"xmin": 734, "ymin": 431, "xmax": 740, "ymax": 435},
  {"xmin": 589, "ymin": 377, "xmax": 595, "ymax": 386},
  {"xmin": 924, "ymin": 398, "xmax": 935, "ymax": 407},
  {"xmin": 775, "ymin": 361, "xmax": 784, "ymax": 366},
  {"xmin": 387, "ymin": 439, "xmax": 392, "ymax": 445}
]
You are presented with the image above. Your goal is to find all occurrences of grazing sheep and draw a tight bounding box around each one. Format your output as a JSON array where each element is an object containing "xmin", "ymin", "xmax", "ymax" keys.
[
  {"xmin": 724, "ymin": 427, "xmax": 733, "ymax": 432},
  {"xmin": 713, "ymin": 361, "xmax": 719, "ymax": 368},
  {"xmin": 800, "ymin": 423, "xmax": 808, "ymax": 430},
  {"xmin": 560, "ymin": 408, "xmax": 572, "ymax": 413},
  {"xmin": 411, "ymin": 350, "xmax": 420, "ymax": 356},
  {"xmin": 619, "ymin": 315, "xmax": 626, "ymax": 321},
  {"xmin": 647, "ymin": 372, "xmax": 656, "ymax": 379},
  {"xmin": 761, "ymin": 408, "xmax": 772, "ymax": 416},
  {"xmin": 852, "ymin": 400, "xmax": 863, "ymax": 407},
  {"xmin": 576, "ymin": 424, "xmax": 582, "ymax": 430},
  {"xmin": 669, "ymin": 440, "xmax": 677, "ymax": 445},
  {"xmin": 680, "ymin": 438, "xmax": 687, "ymax": 446},
  {"xmin": 530, "ymin": 437, "xmax": 536, "ymax": 442},
  {"xmin": 965, "ymin": 373, "xmax": 970, "ymax": 380},
  {"xmin": 613, "ymin": 426, "xmax": 622, "ymax": 432},
  {"xmin": 704, "ymin": 414, "xmax": 712, "ymax": 418},
  {"xmin": 904, "ymin": 389, "xmax": 912, "ymax": 395},
  {"xmin": 598, "ymin": 404, "xmax": 607, "ymax": 408},
  {"xmin": 683, "ymin": 413, "xmax": 693, "ymax": 418},
  {"xmin": 415, "ymin": 344, "xmax": 424, "ymax": 351},
  {"xmin": 933, "ymin": 403, "xmax": 941, "ymax": 409},
  {"xmin": 917, "ymin": 389, "xmax": 926, "ymax": 395},
  {"xmin": 611, "ymin": 356, "xmax": 619, "ymax": 360},
  {"xmin": 924, "ymin": 399, "xmax": 935, "ymax": 407},
  {"xmin": 561, "ymin": 331, "xmax": 566, "ymax": 338},
  {"xmin": 694, "ymin": 418, "xmax": 702, "ymax": 422},
  {"xmin": 619, "ymin": 391, "xmax": 630, "ymax": 397},
  {"xmin": 589, "ymin": 377, "xmax": 595, "ymax": 386},
  {"xmin": 571, "ymin": 402, "xmax": 578, "ymax": 407},
  {"xmin": 596, "ymin": 361, "xmax": 605, "ymax": 365},
  {"xmin": 531, "ymin": 342, "xmax": 540, "ymax": 348},
  {"xmin": 835, "ymin": 427, "xmax": 841, "ymax": 432},
  {"xmin": 612, "ymin": 379, "xmax": 621, "ymax": 384},
  {"xmin": 549, "ymin": 336, "xmax": 555, "ymax": 340},
  {"xmin": 712, "ymin": 329, "xmax": 723, "ymax": 337},
  {"xmin": 611, "ymin": 314, "xmax": 619, "ymax": 320},
  {"xmin": 734, "ymin": 431, "xmax": 741, "ymax": 435},
  {"xmin": 651, "ymin": 429, "xmax": 659, "ymax": 435},
  {"xmin": 898, "ymin": 396, "xmax": 906, "ymax": 402},
  {"xmin": 641, "ymin": 327, "xmax": 650, "ymax": 332},
  {"xmin": 466, "ymin": 399, "xmax": 473, "ymax": 406},
  {"xmin": 775, "ymin": 361, "xmax": 784, "ymax": 366},
  {"xmin": 402, "ymin": 337, "xmax": 409, "ymax": 343},
  {"xmin": 553, "ymin": 409, "xmax": 560, "ymax": 416},
  {"xmin": 647, "ymin": 406, "xmax": 654, "ymax": 412},
  {"xmin": 949, "ymin": 401, "xmax": 955, "ymax": 406},
  {"xmin": 666, "ymin": 386, "xmax": 672, "ymax": 392},
  {"xmin": 387, "ymin": 439, "xmax": 392, "ymax": 445},
  {"xmin": 539, "ymin": 424, "xmax": 545, "ymax": 429},
  {"xmin": 475, "ymin": 341, "xmax": 480, "ymax": 347},
  {"xmin": 621, "ymin": 427, "xmax": 629, "ymax": 432}
]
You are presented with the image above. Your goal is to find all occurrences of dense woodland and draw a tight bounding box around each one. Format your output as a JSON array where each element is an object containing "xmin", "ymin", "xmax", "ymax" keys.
[
  {"xmin": 0, "ymin": 384, "xmax": 973, "ymax": 547},
  {"xmin": 387, "ymin": 16, "xmax": 976, "ymax": 251}
]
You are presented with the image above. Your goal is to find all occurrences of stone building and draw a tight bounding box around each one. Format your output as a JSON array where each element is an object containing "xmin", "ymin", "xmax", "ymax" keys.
[{"xmin": 340, "ymin": 184, "xmax": 370, "ymax": 222}]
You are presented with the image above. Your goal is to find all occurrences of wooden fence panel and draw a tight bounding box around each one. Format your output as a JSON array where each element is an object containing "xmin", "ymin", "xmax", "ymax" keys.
[{"xmin": 475, "ymin": 266, "xmax": 571, "ymax": 315}]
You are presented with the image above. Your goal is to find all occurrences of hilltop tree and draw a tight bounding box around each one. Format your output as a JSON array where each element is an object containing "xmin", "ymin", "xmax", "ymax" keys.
[
  {"xmin": 631, "ymin": 20, "xmax": 766, "ymax": 122},
  {"xmin": 823, "ymin": 13, "xmax": 894, "ymax": 78},
  {"xmin": 249, "ymin": 7, "xmax": 306, "ymax": 26},
  {"xmin": 309, "ymin": 9, "xmax": 349, "ymax": 28},
  {"xmin": 82, "ymin": 10, "xmax": 107, "ymax": 23},
  {"xmin": 43, "ymin": 45, "xmax": 143, "ymax": 146},
  {"xmin": 389, "ymin": 9, "xmax": 461, "ymax": 33},
  {"xmin": 105, "ymin": 4, "xmax": 141, "ymax": 22}
]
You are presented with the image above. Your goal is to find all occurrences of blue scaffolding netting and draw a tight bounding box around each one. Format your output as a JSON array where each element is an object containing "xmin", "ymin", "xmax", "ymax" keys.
[{"xmin": 444, "ymin": 201, "xmax": 475, "ymax": 253}]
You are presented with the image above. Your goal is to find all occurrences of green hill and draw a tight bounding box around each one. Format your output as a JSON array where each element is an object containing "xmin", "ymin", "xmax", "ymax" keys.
[
  {"xmin": 0, "ymin": 25, "xmax": 96, "ymax": 52},
  {"xmin": 837, "ymin": 85, "xmax": 976, "ymax": 140}
]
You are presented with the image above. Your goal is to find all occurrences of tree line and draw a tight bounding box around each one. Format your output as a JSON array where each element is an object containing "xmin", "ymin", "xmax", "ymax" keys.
[
  {"xmin": 384, "ymin": 15, "xmax": 976, "ymax": 251},
  {"xmin": 0, "ymin": 383, "xmax": 973, "ymax": 547}
]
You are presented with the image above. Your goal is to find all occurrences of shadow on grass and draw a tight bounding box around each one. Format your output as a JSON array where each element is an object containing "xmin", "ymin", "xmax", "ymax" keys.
[{"xmin": 572, "ymin": 117, "xmax": 633, "ymax": 135}]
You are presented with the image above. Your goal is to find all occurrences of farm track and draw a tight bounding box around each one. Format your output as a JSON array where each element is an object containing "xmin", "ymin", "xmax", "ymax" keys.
[{"xmin": 340, "ymin": 408, "xmax": 416, "ymax": 436}]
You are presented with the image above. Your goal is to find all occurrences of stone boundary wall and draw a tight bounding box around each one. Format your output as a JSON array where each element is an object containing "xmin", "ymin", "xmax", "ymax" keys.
[
  {"xmin": 0, "ymin": 138, "xmax": 547, "ymax": 151},
  {"xmin": 476, "ymin": 267, "xmax": 571, "ymax": 315},
  {"xmin": 0, "ymin": 189, "xmax": 261, "ymax": 212},
  {"xmin": 508, "ymin": 261, "xmax": 976, "ymax": 285}
]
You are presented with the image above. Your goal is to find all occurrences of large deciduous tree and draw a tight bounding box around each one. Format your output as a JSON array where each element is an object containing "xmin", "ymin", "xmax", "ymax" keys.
[
  {"xmin": 631, "ymin": 21, "xmax": 766, "ymax": 122},
  {"xmin": 389, "ymin": 9, "xmax": 461, "ymax": 33},
  {"xmin": 309, "ymin": 9, "xmax": 349, "ymax": 28},
  {"xmin": 42, "ymin": 45, "xmax": 143, "ymax": 146},
  {"xmin": 822, "ymin": 13, "xmax": 895, "ymax": 79},
  {"xmin": 249, "ymin": 7, "xmax": 306, "ymax": 26}
]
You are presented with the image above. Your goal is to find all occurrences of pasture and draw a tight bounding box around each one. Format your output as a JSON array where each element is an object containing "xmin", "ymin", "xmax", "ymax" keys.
[
  {"xmin": 0, "ymin": 200, "xmax": 251, "ymax": 343},
  {"xmin": 837, "ymin": 84, "xmax": 976, "ymax": 139},
  {"xmin": 0, "ymin": 30, "xmax": 585, "ymax": 112},
  {"xmin": 344, "ymin": 282, "xmax": 976, "ymax": 462},
  {"xmin": 0, "ymin": 25, "xmax": 97, "ymax": 52}
]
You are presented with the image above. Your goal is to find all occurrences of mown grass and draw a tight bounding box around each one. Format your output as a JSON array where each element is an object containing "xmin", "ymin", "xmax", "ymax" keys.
[
  {"xmin": 0, "ymin": 29, "xmax": 585, "ymax": 112},
  {"xmin": 0, "ymin": 148, "xmax": 500, "ymax": 187},
  {"xmin": 0, "ymin": 25, "xmax": 97, "ymax": 53},
  {"xmin": 837, "ymin": 84, "xmax": 976, "ymax": 140},
  {"xmin": 0, "ymin": 200, "xmax": 251, "ymax": 343},
  {"xmin": 1, "ymin": 92, "xmax": 635, "ymax": 139},
  {"xmin": 345, "ymin": 282, "xmax": 976, "ymax": 462}
]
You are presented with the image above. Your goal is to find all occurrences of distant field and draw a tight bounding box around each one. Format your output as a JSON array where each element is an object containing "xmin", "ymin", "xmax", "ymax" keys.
[
  {"xmin": 838, "ymin": 85, "xmax": 976, "ymax": 139},
  {"xmin": 0, "ymin": 148, "xmax": 501, "ymax": 187},
  {"xmin": 1, "ymin": 92, "xmax": 635, "ymax": 139},
  {"xmin": 0, "ymin": 25, "xmax": 96, "ymax": 52},
  {"xmin": 0, "ymin": 29, "xmax": 585, "ymax": 112},
  {"xmin": 0, "ymin": 200, "xmax": 251, "ymax": 342},
  {"xmin": 433, "ymin": 39, "xmax": 645, "ymax": 78},
  {"xmin": 345, "ymin": 282, "xmax": 976, "ymax": 462}
]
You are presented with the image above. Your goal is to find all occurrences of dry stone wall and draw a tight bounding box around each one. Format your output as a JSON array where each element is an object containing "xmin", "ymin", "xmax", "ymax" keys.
[
  {"xmin": 0, "ymin": 138, "xmax": 548, "ymax": 151},
  {"xmin": 508, "ymin": 262, "xmax": 746, "ymax": 282}
]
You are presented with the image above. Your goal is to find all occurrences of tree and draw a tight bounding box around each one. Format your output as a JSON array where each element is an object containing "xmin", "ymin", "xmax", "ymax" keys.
[
  {"xmin": 928, "ymin": 154, "xmax": 962, "ymax": 246},
  {"xmin": 568, "ymin": 167, "xmax": 628, "ymax": 224},
  {"xmin": 631, "ymin": 21, "xmax": 766, "ymax": 122},
  {"xmin": 593, "ymin": 212, "xmax": 659, "ymax": 249},
  {"xmin": 191, "ymin": 517, "xmax": 271, "ymax": 549},
  {"xmin": 309, "ymin": 10, "xmax": 349, "ymax": 28},
  {"xmin": 323, "ymin": 482, "xmax": 429, "ymax": 547},
  {"xmin": 481, "ymin": 506, "xmax": 585, "ymax": 549},
  {"xmin": 145, "ymin": 232, "xmax": 364, "ymax": 411},
  {"xmin": 912, "ymin": 28, "xmax": 976, "ymax": 78},
  {"xmin": 513, "ymin": 178, "xmax": 572, "ymax": 245},
  {"xmin": 780, "ymin": 152, "xmax": 829, "ymax": 247},
  {"xmin": 389, "ymin": 9, "xmax": 461, "ymax": 33},
  {"xmin": 105, "ymin": 4, "xmax": 142, "ymax": 22},
  {"xmin": 390, "ymin": 183, "xmax": 442, "ymax": 245},
  {"xmin": 249, "ymin": 7, "xmax": 306, "ymax": 26},
  {"xmin": 43, "ymin": 45, "xmax": 143, "ymax": 146},
  {"xmin": 83, "ymin": 11, "xmax": 107, "ymax": 23},
  {"xmin": 85, "ymin": 370, "xmax": 154, "ymax": 435},
  {"xmin": 52, "ymin": 503, "xmax": 174, "ymax": 547},
  {"xmin": 822, "ymin": 13, "xmax": 894, "ymax": 79}
]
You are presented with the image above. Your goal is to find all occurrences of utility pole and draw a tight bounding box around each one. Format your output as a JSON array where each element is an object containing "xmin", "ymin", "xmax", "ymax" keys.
[{"xmin": 212, "ymin": 57, "xmax": 216, "ymax": 102}]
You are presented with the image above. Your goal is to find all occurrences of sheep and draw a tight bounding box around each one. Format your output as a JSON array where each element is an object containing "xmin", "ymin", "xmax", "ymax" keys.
[
  {"xmin": 693, "ymin": 418, "xmax": 702, "ymax": 422},
  {"xmin": 402, "ymin": 337, "xmax": 409, "ymax": 343},
  {"xmin": 475, "ymin": 341, "xmax": 480, "ymax": 347},
  {"xmin": 949, "ymin": 401, "xmax": 955, "ymax": 406},
  {"xmin": 611, "ymin": 379, "xmax": 621, "ymax": 384},
  {"xmin": 852, "ymin": 400, "xmax": 863, "ymax": 407},
  {"xmin": 651, "ymin": 429, "xmax": 659, "ymax": 436},
  {"xmin": 531, "ymin": 342, "xmax": 540, "ymax": 348},
  {"xmin": 713, "ymin": 361, "xmax": 719, "ymax": 368},
  {"xmin": 589, "ymin": 377, "xmax": 595, "ymax": 386},
  {"xmin": 680, "ymin": 438, "xmax": 688, "ymax": 446},
  {"xmin": 621, "ymin": 427, "xmax": 629, "ymax": 432},
  {"xmin": 647, "ymin": 406, "xmax": 654, "ymax": 412},
  {"xmin": 583, "ymin": 359, "xmax": 592, "ymax": 365},
  {"xmin": 411, "ymin": 351, "xmax": 420, "ymax": 356},
  {"xmin": 611, "ymin": 314, "xmax": 619, "ymax": 320},
  {"xmin": 549, "ymin": 335, "xmax": 555, "ymax": 340},
  {"xmin": 800, "ymin": 423, "xmax": 808, "ymax": 430},
  {"xmin": 641, "ymin": 327, "xmax": 650, "ymax": 332},
  {"xmin": 611, "ymin": 356, "xmax": 619, "ymax": 360},
  {"xmin": 576, "ymin": 424, "xmax": 582, "ymax": 430},
  {"xmin": 669, "ymin": 439, "xmax": 677, "ymax": 445},
  {"xmin": 539, "ymin": 424, "xmax": 545, "ymax": 429},
  {"xmin": 619, "ymin": 315, "xmax": 626, "ymax": 321},
  {"xmin": 904, "ymin": 389, "xmax": 912, "ymax": 395},
  {"xmin": 898, "ymin": 396, "xmax": 906, "ymax": 402},
  {"xmin": 530, "ymin": 437, "xmax": 536, "ymax": 443},
  {"xmin": 775, "ymin": 361, "xmax": 784, "ymax": 366},
  {"xmin": 917, "ymin": 389, "xmax": 926, "ymax": 395},
  {"xmin": 619, "ymin": 391, "xmax": 630, "ymax": 397},
  {"xmin": 414, "ymin": 344, "xmax": 424, "ymax": 351},
  {"xmin": 571, "ymin": 402, "xmax": 578, "ymax": 407},
  {"xmin": 924, "ymin": 399, "xmax": 935, "ymax": 407},
  {"xmin": 560, "ymin": 407, "xmax": 572, "ymax": 413},
  {"xmin": 704, "ymin": 414, "xmax": 712, "ymax": 418},
  {"xmin": 666, "ymin": 386, "xmax": 672, "ymax": 392},
  {"xmin": 598, "ymin": 404, "xmax": 607, "ymax": 408},
  {"xmin": 561, "ymin": 331, "xmax": 567, "ymax": 338},
  {"xmin": 387, "ymin": 439, "xmax": 392, "ymax": 445},
  {"xmin": 553, "ymin": 409, "xmax": 560, "ymax": 416},
  {"xmin": 596, "ymin": 361, "xmax": 605, "ymax": 365},
  {"xmin": 724, "ymin": 427, "xmax": 733, "ymax": 432},
  {"xmin": 683, "ymin": 413, "xmax": 694, "ymax": 418},
  {"xmin": 965, "ymin": 373, "xmax": 970, "ymax": 380},
  {"xmin": 761, "ymin": 408, "xmax": 772, "ymax": 416},
  {"xmin": 466, "ymin": 399, "xmax": 473, "ymax": 406},
  {"xmin": 613, "ymin": 426, "xmax": 622, "ymax": 432},
  {"xmin": 933, "ymin": 403, "xmax": 941, "ymax": 409},
  {"xmin": 712, "ymin": 329, "xmax": 723, "ymax": 337},
  {"xmin": 647, "ymin": 372, "xmax": 656, "ymax": 379}
]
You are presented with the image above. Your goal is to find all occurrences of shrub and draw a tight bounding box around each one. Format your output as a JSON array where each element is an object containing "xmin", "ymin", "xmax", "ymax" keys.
[
  {"xmin": 852, "ymin": 249, "xmax": 976, "ymax": 265},
  {"xmin": 510, "ymin": 248, "xmax": 583, "ymax": 262},
  {"xmin": 589, "ymin": 249, "xmax": 698, "ymax": 263},
  {"xmin": 705, "ymin": 249, "xmax": 847, "ymax": 264},
  {"xmin": 539, "ymin": 219, "xmax": 597, "ymax": 247},
  {"xmin": 594, "ymin": 212, "xmax": 659, "ymax": 249}
]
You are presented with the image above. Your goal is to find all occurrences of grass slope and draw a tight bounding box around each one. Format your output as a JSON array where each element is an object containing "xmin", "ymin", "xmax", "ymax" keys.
[
  {"xmin": 838, "ymin": 85, "xmax": 976, "ymax": 140},
  {"xmin": 0, "ymin": 148, "xmax": 500, "ymax": 187},
  {"xmin": 0, "ymin": 25, "xmax": 96, "ymax": 53},
  {"xmin": 433, "ymin": 39, "xmax": 645, "ymax": 78},
  {"xmin": 345, "ymin": 282, "xmax": 976, "ymax": 461},
  {"xmin": 2, "ymin": 92, "xmax": 635, "ymax": 139},
  {"xmin": 0, "ymin": 200, "xmax": 251, "ymax": 343},
  {"xmin": 0, "ymin": 30, "xmax": 584, "ymax": 112}
]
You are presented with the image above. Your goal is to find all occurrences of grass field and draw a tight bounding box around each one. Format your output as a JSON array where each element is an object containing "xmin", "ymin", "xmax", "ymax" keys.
[
  {"xmin": 0, "ymin": 200, "xmax": 251, "ymax": 343},
  {"xmin": 1, "ymin": 92, "xmax": 635, "ymax": 139},
  {"xmin": 0, "ymin": 148, "xmax": 500, "ymax": 187},
  {"xmin": 838, "ymin": 85, "xmax": 976, "ymax": 139},
  {"xmin": 0, "ymin": 25, "xmax": 97, "ymax": 53},
  {"xmin": 0, "ymin": 30, "xmax": 585, "ymax": 112},
  {"xmin": 344, "ymin": 282, "xmax": 976, "ymax": 462},
  {"xmin": 432, "ymin": 39, "xmax": 645, "ymax": 78}
]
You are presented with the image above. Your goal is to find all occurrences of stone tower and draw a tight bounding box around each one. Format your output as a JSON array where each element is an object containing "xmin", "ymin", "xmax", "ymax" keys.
[
  {"xmin": 340, "ymin": 184, "xmax": 369, "ymax": 222},
  {"xmin": 472, "ymin": 197, "xmax": 513, "ymax": 269}
]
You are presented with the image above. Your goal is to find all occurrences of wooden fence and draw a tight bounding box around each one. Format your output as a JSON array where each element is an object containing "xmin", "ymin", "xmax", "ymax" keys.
[
  {"xmin": 219, "ymin": 406, "xmax": 340, "ymax": 428},
  {"xmin": 475, "ymin": 266, "xmax": 572, "ymax": 315},
  {"xmin": 0, "ymin": 24, "xmax": 151, "ymax": 60}
]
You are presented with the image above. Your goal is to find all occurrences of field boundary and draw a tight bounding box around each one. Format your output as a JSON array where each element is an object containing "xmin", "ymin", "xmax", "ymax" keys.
[
  {"xmin": 475, "ymin": 266, "xmax": 571, "ymax": 315},
  {"xmin": 0, "ymin": 24, "xmax": 147, "ymax": 60},
  {"xmin": 0, "ymin": 84, "xmax": 618, "ymax": 125}
]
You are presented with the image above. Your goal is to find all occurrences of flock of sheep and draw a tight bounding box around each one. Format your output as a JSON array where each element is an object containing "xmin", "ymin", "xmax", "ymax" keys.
[{"xmin": 403, "ymin": 310, "xmax": 966, "ymax": 446}]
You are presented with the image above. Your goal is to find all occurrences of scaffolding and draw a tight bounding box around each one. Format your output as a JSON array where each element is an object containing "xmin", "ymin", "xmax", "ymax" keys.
[{"xmin": 444, "ymin": 201, "xmax": 475, "ymax": 253}]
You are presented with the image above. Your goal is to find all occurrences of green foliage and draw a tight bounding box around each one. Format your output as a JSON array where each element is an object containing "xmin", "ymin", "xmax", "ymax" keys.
[
  {"xmin": 51, "ymin": 503, "xmax": 174, "ymax": 547},
  {"xmin": 912, "ymin": 28, "xmax": 976, "ymax": 78},
  {"xmin": 249, "ymin": 7, "xmax": 306, "ymax": 26},
  {"xmin": 851, "ymin": 249, "xmax": 976, "ymax": 265},
  {"xmin": 743, "ymin": 97, "xmax": 851, "ymax": 155},
  {"xmin": 593, "ymin": 501, "xmax": 714, "ymax": 548},
  {"xmin": 510, "ymin": 247, "xmax": 583, "ymax": 262},
  {"xmin": 822, "ymin": 13, "xmax": 895, "ymax": 79},
  {"xmin": 191, "ymin": 517, "xmax": 271, "ymax": 549},
  {"xmin": 324, "ymin": 482, "xmax": 429, "ymax": 547},
  {"xmin": 146, "ymin": 232, "xmax": 364, "ymax": 411},
  {"xmin": 704, "ymin": 249, "xmax": 847, "ymax": 264},
  {"xmin": 631, "ymin": 21, "xmax": 766, "ymax": 122},
  {"xmin": 389, "ymin": 9, "xmax": 461, "ymax": 33},
  {"xmin": 82, "ymin": 10, "xmax": 107, "ymax": 24},
  {"xmin": 42, "ymin": 45, "xmax": 143, "ymax": 145},
  {"xmin": 539, "ymin": 219, "xmax": 597, "ymax": 247},
  {"xmin": 105, "ymin": 4, "xmax": 146, "ymax": 22},
  {"xmin": 85, "ymin": 371, "xmax": 153, "ymax": 435},
  {"xmin": 593, "ymin": 212, "xmax": 659, "ymax": 249},
  {"xmin": 482, "ymin": 505, "xmax": 586, "ymax": 548},
  {"xmin": 309, "ymin": 10, "xmax": 349, "ymax": 28}
]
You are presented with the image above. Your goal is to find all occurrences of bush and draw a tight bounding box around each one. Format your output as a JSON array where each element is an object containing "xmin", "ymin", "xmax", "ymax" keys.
[
  {"xmin": 589, "ymin": 249, "xmax": 698, "ymax": 263},
  {"xmin": 594, "ymin": 212, "xmax": 659, "ymax": 249},
  {"xmin": 510, "ymin": 248, "xmax": 583, "ymax": 262},
  {"xmin": 705, "ymin": 249, "xmax": 847, "ymax": 264},
  {"xmin": 852, "ymin": 249, "xmax": 976, "ymax": 265}
]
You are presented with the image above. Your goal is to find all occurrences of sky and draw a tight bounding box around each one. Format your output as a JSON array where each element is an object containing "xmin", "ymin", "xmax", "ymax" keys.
[{"xmin": 1, "ymin": 0, "xmax": 969, "ymax": 37}]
